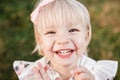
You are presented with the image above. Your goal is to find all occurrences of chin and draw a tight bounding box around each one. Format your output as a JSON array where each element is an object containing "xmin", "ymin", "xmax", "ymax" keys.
[{"xmin": 56, "ymin": 57, "xmax": 77, "ymax": 67}]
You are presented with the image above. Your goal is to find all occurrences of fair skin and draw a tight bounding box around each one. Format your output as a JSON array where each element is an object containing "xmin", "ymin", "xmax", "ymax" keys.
[{"xmin": 26, "ymin": 22, "xmax": 94, "ymax": 80}]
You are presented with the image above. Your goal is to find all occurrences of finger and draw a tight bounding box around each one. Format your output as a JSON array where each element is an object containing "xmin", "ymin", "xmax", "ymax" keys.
[
  {"xmin": 44, "ymin": 65, "xmax": 49, "ymax": 72},
  {"xmin": 32, "ymin": 66, "xmax": 43, "ymax": 80},
  {"xmin": 74, "ymin": 72, "xmax": 94, "ymax": 80},
  {"xmin": 71, "ymin": 67, "xmax": 95, "ymax": 80},
  {"xmin": 74, "ymin": 73, "xmax": 86, "ymax": 80},
  {"xmin": 37, "ymin": 62, "xmax": 50, "ymax": 80},
  {"xmin": 37, "ymin": 63, "xmax": 46, "ymax": 79},
  {"xmin": 70, "ymin": 66, "xmax": 89, "ymax": 74},
  {"xmin": 74, "ymin": 72, "xmax": 92, "ymax": 80},
  {"xmin": 55, "ymin": 77, "xmax": 63, "ymax": 80}
]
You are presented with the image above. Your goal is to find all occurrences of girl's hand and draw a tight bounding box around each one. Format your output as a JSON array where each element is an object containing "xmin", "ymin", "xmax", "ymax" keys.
[
  {"xmin": 71, "ymin": 66, "xmax": 95, "ymax": 80},
  {"xmin": 22, "ymin": 62, "xmax": 51, "ymax": 80},
  {"xmin": 32, "ymin": 62, "xmax": 51, "ymax": 80}
]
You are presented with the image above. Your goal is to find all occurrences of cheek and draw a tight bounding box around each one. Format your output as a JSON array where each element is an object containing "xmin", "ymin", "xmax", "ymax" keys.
[
  {"xmin": 75, "ymin": 38, "xmax": 87, "ymax": 54},
  {"xmin": 40, "ymin": 38, "xmax": 53, "ymax": 53},
  {"xmin": 41, "ymin": 41, "xmax": 50, "ymax": 51},
  {"xmin": 40, "ymin": 41, "xmax": 52, "ymax": 58},
  {"xmin": 78, "ymin": 33, "xmax": 87, "ymax": 47},
  {"xmin": 77, "ymin": 41, "xmax": 86, "ymax": 50},
  {"xmin": 77, "ymin": 43, "xmax": 86, "ymax": 56}
]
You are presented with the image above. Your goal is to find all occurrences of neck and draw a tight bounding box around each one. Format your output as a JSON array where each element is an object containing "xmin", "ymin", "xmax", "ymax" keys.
[{"xmin": 51, "ymin": 61, "xmax": 78, "ymax": 80}]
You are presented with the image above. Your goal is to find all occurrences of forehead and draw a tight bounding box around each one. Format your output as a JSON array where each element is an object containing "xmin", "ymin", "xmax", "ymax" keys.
[{"xmin": 37, "ymin": 0, "xmax": 87, "ymax": 30}]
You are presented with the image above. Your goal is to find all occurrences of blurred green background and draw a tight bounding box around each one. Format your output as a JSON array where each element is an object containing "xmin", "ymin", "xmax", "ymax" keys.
[{"xmin": 0, "ymin": 0, "xmax": 119, "ymax": 80}]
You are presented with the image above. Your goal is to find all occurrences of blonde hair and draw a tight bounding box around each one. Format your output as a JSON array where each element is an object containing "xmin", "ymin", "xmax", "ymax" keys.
[{"xmin": 33, "ymin": 0, "xmax": 91, "ymax": 55}]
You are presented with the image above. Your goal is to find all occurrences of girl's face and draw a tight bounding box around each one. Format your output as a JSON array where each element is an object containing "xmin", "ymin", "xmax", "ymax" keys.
[{"xmin": 38, "ymin": 22, "xmax": 88, "ymax": 67}]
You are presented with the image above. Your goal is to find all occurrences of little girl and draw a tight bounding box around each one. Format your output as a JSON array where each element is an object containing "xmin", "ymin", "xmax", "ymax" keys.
[{"xmin": 13, "ymin": 0, "xmax": 118, "ymax": 80}]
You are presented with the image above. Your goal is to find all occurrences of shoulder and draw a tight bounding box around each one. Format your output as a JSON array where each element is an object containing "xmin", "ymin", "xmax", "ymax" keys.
[{"xmin": 81, "ymin": 55, "xmax": 118, "ymax": 80}]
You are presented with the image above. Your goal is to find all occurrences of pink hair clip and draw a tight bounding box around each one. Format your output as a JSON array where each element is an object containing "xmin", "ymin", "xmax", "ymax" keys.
[{"xmin": 30, "ymin": 0, "xmax": 55, "ymax": 26}]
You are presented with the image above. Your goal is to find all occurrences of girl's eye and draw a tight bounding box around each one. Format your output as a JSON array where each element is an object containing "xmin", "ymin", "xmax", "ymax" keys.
[
  {"xmin": 45, "ymin": 31, "xmax": 56, "ymax": 35},
  {"xmin": 69, "ymin": 28, "xmax": 80, "ymax": 32}
]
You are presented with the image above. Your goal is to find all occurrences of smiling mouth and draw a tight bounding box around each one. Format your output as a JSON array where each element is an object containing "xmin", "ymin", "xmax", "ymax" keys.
[{"xmin": 55, "ymin": 50, "xmax": 74, "ymax": 58}]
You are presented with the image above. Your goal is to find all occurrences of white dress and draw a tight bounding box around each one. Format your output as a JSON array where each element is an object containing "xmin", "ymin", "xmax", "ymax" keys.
[{"xmin": 13, "ymin": 55, "xmax": 118, "ymax": 80}]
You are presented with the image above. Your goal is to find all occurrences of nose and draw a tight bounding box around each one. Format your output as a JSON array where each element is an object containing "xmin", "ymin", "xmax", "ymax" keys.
[
  {"xmin": 56, "ymin": 33, "xmax": 70, "ymax": 45},
  {"xmin": 57, "ymin": 40, "xmax": 69, "ymax": 45}
]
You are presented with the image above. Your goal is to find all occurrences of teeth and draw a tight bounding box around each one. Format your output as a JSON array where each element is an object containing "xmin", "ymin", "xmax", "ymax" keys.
[{"xmin": 58, "ymin": 50, "xmax": 71, "ymax": 55}]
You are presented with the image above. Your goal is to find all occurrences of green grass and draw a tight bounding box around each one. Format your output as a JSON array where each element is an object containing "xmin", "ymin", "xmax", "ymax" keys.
[{"xmin": 0, "ymin": 0, "xmax": 119, "ymax": 79}]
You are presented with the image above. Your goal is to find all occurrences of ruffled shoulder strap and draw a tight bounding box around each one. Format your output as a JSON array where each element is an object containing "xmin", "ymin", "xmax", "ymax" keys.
[
  {"xmin": 13, "ymin": 57, "xmax": 47, "ymax": 79},
  {"xmin": 80, "ymin": 55, "xmax": 118, "ymax": 80},
  {"xmin": 92, "ymin": 60, "xmax": 118, "ymax": 80},
  {"xmin": 13, "ymin": 60, "xmax": 34, "ymax": 76}
]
